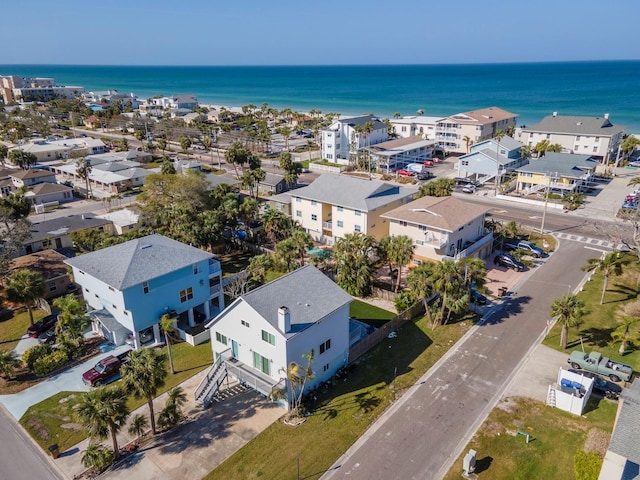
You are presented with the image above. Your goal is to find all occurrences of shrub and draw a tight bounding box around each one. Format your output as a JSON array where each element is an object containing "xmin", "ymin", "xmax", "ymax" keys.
[
  {"xmin": 394, "ymin": 291, "xmax": 416, "ymax": 313},
  {"xmin": 33, "ymin": 349, "xmax": 69, "ymax": 375},
  {"xmin": 574, "ymin": 450, "xmax": 602, "ymax": 480},
  {"xmin": 22, "ymin": 344, "xmax": 53, "ymax": 370}
]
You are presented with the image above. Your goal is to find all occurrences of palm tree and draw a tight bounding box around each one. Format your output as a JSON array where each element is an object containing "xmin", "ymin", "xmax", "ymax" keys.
[
  {"xmin": 120, "ymin": 347, "xmax": 167, "ymax": 435},
  {"xmin": 462, "ymin": 135, "xmax": 472, "ymax": 154},
  {"xmin": 202, "ymin": 135, "xmax": 213, "ymax": 166},
  {"xmin": 262, "ymin": 209, "xmax": 291, "ymax": 244},
  {"xmin": 290, "ymin": 229, "xmax": 313, "ymax": 266},
  {"xmin": 582, "ymin": 252, "xmax": 624, "ymax": 304},
  {"xmin": 431, "ymin": 259, "xmax": 465, "ymax": 325},
  {"xmin": 0, "ymin": 349, "xmax": 19, "ymax": 379},
  {"xmin": 127, "ymin": 413, "xmax": 149, "ymax": 446},
  {"xmin": 53, "ymin": 294, "xmax": 90, "ymax": 353},
  {"xmin": 417, "ymin": 109, "xmax": 424, "ymax": 116},
  {"xmin": 407, "ymin": 262, "xmax": 437, "ymax": 326},
  {"xmin": 75, "ymin": 158, "xmax": 92, "ymax": 199},
  {"xmin": 158, "ymin": 387, "xmax": 188, "ymax": 430},
  {"xmin": 166, "ymin": 386, "xmax": 187, "ymax": 414},
  {"xmin": 160, "ymin": 314, "xmax": 176, "ymax": 375},
  {"xmin": 549, "ymin": 294, "xmax": 586, "ymax": 349},
  {"xmin": 494, "ymin": 129, "xmax": 506, "ymax": 195},
  {"xmin": 76, "ymin": 386, "xmax": 130, "ymax": 460},
  {"xmin": 277, "ymin": 350, "xmax": 314, "ymax": 420},
  {"xmin": 334, "ymin": 233, "xmax": 377, "ymax": 297},
  {"xmin": 387, "ymin": 235, "xmax": 415, "ymax": 292},
  {"xmin": 5, "ymin": 269, "xmax": 45, "ymax": 326},
  {"xmin": 611, "ymin": 316, "xmax": 639, "ymax": 356},
  {"xmin": 247, "ymin": 254, "xmax": 273, "ymax": 284},
  {"xmin": 393, "ymin": 112, "xmax": 401, "ymax": 119},
  {"xmin": 81, "ymin": 443, "xmax": 114, "ymax": 472}
]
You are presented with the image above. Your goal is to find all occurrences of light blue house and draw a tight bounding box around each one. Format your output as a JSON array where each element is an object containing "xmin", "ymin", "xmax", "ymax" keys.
[
  {"xmin": 456, "ymin": 136, "xmax": 527, "ymax": 184},
  {"xmin": 65, "ymin": 234, "xmax": 224, "ymax": 348}
]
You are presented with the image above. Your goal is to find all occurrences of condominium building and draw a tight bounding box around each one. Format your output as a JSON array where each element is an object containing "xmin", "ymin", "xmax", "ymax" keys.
[
  {"xmin": 321, "ymin": 115, "xmax": 388, "ymax": 163},
  {"xmin": 0, "ymin": 75, "xmax": 84, "ymax": 104}
]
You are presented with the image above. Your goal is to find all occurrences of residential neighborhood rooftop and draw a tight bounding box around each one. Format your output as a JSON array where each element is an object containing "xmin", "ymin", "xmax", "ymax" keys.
[
  {"xmin": 444, "ymin": 106, "xmax": 517, "ymax": 124},
  {"xmin": 65, "ymin": 234, "xmax": 214, "ymax": 290},
  {"xmin": 292, "ymin": 174, "xmax": 416, "ymax": 212},
  {"xmin": 525, "ymin": 114, "xmax": 625, "ymax": 136},
  {"xmin": 516, "ymin": 152, "xmax": 597, "ymax": 177},
  {"xmin": 607, "ymin": 380, "xmax": 640, "ymax": 465},
  {"xmin": 27, "ymin": 214, "xmax": 113, "ymax": 243},
  {"xmin": 382, "ymin": 196, "xmax": 489, "ymax": 232},
  {"xmin": 237, "ymin": 265, "xmax": 352, "ymax": 337}
]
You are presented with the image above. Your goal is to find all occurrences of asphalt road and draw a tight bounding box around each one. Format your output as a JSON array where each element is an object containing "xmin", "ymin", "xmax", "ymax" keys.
[
  {"xmin": 323, "ymin": 240, "xmax": 596, "ymax": 480},
  {"xmin": 0, "ymin": 405, "xmax": 64, "ymax": 480}
]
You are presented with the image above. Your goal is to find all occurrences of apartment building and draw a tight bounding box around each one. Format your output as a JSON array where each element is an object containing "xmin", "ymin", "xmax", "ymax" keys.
[{"xmin": 321, "ymin": 115, "xmax": 388, "ymax": 163}]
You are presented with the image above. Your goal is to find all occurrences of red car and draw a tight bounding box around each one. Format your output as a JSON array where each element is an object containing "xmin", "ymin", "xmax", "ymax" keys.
[
  {"xmin": 423, "ymin": 160, "xmax": 434, "ymax": 167},
  {"xmin": 27, "ymin": 314, "xmax": 59, "ymax": 338},
  {"xmin": 397, "ymin": 169, "xmax": 414, "ymax": 177}
]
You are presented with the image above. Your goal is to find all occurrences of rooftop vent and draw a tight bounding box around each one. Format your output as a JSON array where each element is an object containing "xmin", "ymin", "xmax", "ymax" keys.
[{"xmin": 140, "ymin": 243, "xmax": 152, "ymax": 249}]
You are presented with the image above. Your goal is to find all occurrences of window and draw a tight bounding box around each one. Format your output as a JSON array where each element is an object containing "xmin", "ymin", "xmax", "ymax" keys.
[
  {"xmin": 401, "ymin": 126, "xmax": 407, "ymax": 132},
  {"xmin": 327, "ymin": 132, "xmax": 332, "ymax": 137},
  {"xmin": 193, "ymin": 265, "xmax": 199, "ymax": 275},
  {"xmin": 461, "ymin": 160, "xmax": 469, "ymax": 166},
  {"xmin": 355, "ymin": 210, "xmax": 361, "ymax": 216},
  {"xmin": 574, "ymin": 145, "xmax": 579, "ymax": 151},
  {"xmin": 48, "ymin": 282, "xmax": 57, "ymax": 292},
  {"xmin": 142, "ymin": 281, "xmax": 149, "ymax": 294},
  {"xmin": 253, "ymin": 352, "xmax": 270, "ymax": 375},
  {"xmin": 179, "ymin": 287, "xmax": 193, "ymax": 303},
  {"xmin": 546, "ymin": 134, "xmax": 550, "ymax": 139},
  {"xmin": 327, "ymin": 144, "xmax": 332, "ymax": 149},
  {"xmin": 311, "ymin": 214, "xmax": 318, "ymax": 221},
  {"xmin": 296, "ymin": 210, "xmax": 302, "ymax": 217},
  {"xmin": 108, "ymin": 286, "xmax": 115, "ymax": 292},
  {"xmin": 413, "ymin": 259, "xmax": 422, "ymax": 266},
  {"xmin": 336, "ymin": 144, "xmax": 340, "ymax": 149},
  {"xmin": 323, "ymin": 364, "xmax": 330, "ymax": 372},
  {"xmin": 419, "ymin": 225, "xmax": 427, "ymax": 231},
  {"xmin": 593, "ymin": 146, "xmax": 598, "ymax": 152},
  {"xmin": 319, "ymin": 339, "xmax": 331, "ymax": 354},
  {"xmin": 295, "ymin": 197, "xmax": 301, "ymax": 203},
  {"xmin": 337, "ymin": 206, "xmax": 343, "ymax": 212},
  {"xmin": 326, "ymin": 154, "xmax": 333, "ymax": 159},
  {"xmin": 42, "ymin": 239, "xmax": 51, "ymax": 248},
  {"xmin": 215, "ymin": 332, "xmax": 227, "ymax": 345},
  {"xmin": 576, "ymin": 136, "xmax": 581, "ymax": 141},
  {"xmin": 400, "ymin": 221, "xmax": 408, "ymax": 227},
  {"xmin": 112, "ymin": 304, "xmax": 117, "ymax": 310},
  {"xmin": 416, "ymin": 240, "xmax": 424, "ymax": 246},
  {"xmin": 262, "ymin": 330, "xmax": 276, "ymax": 346},
  {"xmin": 241, "ymin": 320, "xmax": 250, "ymax": 328},
  {"xmin": 311, "ymin": 200, "xmax": 317, "ymax": 206},
  {"xmin": 354, "ymin": 225, "xmax": 361, "ymax": 232},
  {"xmin": 336, "ymin": 220, "xmax": 344, "ymax": 228}
]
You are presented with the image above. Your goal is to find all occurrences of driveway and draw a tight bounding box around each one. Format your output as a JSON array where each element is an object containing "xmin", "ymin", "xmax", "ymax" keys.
[{"xmin": 0, "ymin": 342, "xmax": 132, "ymax": 420}]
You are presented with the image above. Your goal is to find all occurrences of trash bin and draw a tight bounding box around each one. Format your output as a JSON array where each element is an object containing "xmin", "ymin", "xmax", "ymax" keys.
[
  {"xmin": 48, "ymin": 444, "xmax": 60, "ymax": 459},
  {"xmin": 498, "ymin": 287, "xmax": 507, "ymax": 297}
]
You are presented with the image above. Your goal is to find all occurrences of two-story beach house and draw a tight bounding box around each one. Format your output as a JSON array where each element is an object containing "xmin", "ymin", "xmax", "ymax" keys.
[
  {"xmin": 65, "ymin": 234, "xmax": 224, "ymax": 349},
  {"xmin": 456, "ymin": 136, "xmax": 526, "ymax": 185},
  {"xmin": 321, "ymin": 115, "xmax": 388, "ymax": 164},
  {"xmin": 382, "ymin": 196, "xmax": 493, "ymax": 263},
  {"xmin": 519, "ymin": 113, "xmax": 624, "ymax": 162},
  {"xmin": 389, "ymin": 115, "xmax": 441, "ymax": 141},
  {"xmin": 291, "ymin": 174, "xmax": 417, "ymax": 244},
  {"xmin": 198, "ymin": 265, "xmax": 352, "ymax": 408},
  {"xmin": 436, "ymin": 107, "xmax": 518, "ymax": 155},
  {"xmin": 515, "ymin": 152, "xmax": 598, "ymax": 195},
  {"xmin": 366, "ymin": 136, "xmax": 435, "ymax": 173}
]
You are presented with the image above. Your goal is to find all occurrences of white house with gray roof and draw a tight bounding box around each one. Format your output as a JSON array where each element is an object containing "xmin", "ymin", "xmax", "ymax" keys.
[
  {"xmin": 456, "ymin": 136, "xmax": 526, "ymax": 183},
  {"xmin": 519, "ymin": 113, "xmax": 624, "ymax": 162},
  {"xmin": 515, "ymin": 153, "xmax": 597, "ymax": 194},
  {"xmin": 65, "ymin": 234, "xmax": 224, "ymax": 349},
  {"xmin": 202, "ymin": 265, "xmax": 352, "ymax": 407},
  {"xmin": 291, "ymin": 174, "xmax": 417, "ymax": 243},
  {"xmin": 321, "ymin": 114, "xmax": 388, "ymax": 163}
]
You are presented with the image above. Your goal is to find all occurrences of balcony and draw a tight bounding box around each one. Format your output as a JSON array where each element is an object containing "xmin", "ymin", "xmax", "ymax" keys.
[
  {"xmin": 208, "ymin": 259, "xmax": 221, "ymax": 276},
  {"xmin": 322, "ymin": 221, "xmax": 332, "ymax": 235},
  {"xmin": 423, "ymin": 233, "xmax": 449, "ymax": 249}
]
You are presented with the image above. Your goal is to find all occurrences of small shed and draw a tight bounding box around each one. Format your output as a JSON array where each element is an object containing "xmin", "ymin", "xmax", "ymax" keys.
[{"xmin": 547, "ymin": 368, "xmax": 594, "ymax": 415}]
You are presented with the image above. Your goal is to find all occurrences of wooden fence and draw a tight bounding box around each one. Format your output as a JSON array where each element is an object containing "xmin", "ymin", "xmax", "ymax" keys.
[{"xmin": 348, "ymin": 301, "xmax": 425, "ymax": 364}]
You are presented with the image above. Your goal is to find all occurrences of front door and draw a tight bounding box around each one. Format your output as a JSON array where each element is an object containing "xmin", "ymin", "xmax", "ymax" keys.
[{"xmin": 231, "ymin": 340, "xmax": 238, "ymax": 358}]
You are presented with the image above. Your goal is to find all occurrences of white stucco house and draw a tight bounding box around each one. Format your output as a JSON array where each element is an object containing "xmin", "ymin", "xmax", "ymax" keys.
[
  {"xmin": 65, "ymin": 234, "xmax": 224, "ymax": 349},
  {"xmin": 199, "ymin": 265, "xmax": 352, "ymax": 408},
  {"xmin": 321, "ymin": 115, "xmax": 388, "ymax": 164}
]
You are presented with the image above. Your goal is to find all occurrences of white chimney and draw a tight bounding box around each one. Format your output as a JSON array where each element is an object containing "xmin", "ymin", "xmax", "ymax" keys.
[
  {"xmin": 552, "ymin": 112, "xmax": 557, "ymax": 117},
  {"xmin": 604, "ymin": 113, "xmax": 609, "ymax": 119},
  {"xmin": 278, "ymin": 306, "xmax": 291, "ymax": 333}
]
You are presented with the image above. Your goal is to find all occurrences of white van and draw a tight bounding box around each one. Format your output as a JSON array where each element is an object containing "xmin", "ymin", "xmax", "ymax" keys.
[{"xmin": 406, "ymin": 163, "xmax": 426, "ymax": 174}]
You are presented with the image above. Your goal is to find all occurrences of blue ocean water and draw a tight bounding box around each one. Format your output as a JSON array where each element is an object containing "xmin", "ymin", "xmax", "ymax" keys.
[{"xmin": 1, "ymin": 61, "xmax": 639, "ymax": 131}]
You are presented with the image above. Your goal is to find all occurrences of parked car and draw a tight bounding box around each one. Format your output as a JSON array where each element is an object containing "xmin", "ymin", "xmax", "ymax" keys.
[
  {"xmin": 568, "ymin": 369, "xmax": 622, "ymax": 400},
  {"xmin": 27, "ymin": 313, "xmax": 59, "ymax": 338},
  {"xmin": 494, "ymin": 253, "xmax": 525, "ymax": 272},
  {"xmin": 397, "ymin": 169, "xmax": 414, "ymax": 177},
  {"xmin": 82, "ymin": 350, "xmax": 132, "ymax": 387},
  {"xmin": 462, "ymin": 184, "xmax": 477, "ymax": 194},
  {"xmin": 622, "ymin": 200, "xmax": 638, "ymax": 210},
  {"xmin": 423, "ymin": 160, "xmax": 434, "ymax": 167},
  {"xmin": 38, "ymin": 328, "xmax": 57, "ymax": 345},
  {"xmin": 416, "ymin": 171, "xmax": 435, "ymax": 181},
  {"xmin": 567, "ymin": 350, "xmax": 633, "ymax": 383},
  {"xmin": 455, "ymin": 177, "xmax": 477, "ymax": 186},
  {"xmin": 628, "ymin": 161, "xmax": 640, "ymax": 167},
  {"xmin": 470, "ymin": 289, "xmax": 488, "ymax": 305},
  {"xmin": 506, "ymin": 240, "xmax": 544, "ymax": 258}
]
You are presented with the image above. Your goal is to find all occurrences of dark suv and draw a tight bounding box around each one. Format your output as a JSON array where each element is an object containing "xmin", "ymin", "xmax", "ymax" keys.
[
  {"xmin": 494, "ymin": 253, "xmax": 525, "ymax": 272},
  {"xmin": 27, "ymin": 313, "xmax": 59, "ymax": 338}
]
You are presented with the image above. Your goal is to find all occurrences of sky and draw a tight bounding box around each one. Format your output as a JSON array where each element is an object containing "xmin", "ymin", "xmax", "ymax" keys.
[{"xmin": 2, "ymin": 0, "xmax": 639, "ymax": 66}]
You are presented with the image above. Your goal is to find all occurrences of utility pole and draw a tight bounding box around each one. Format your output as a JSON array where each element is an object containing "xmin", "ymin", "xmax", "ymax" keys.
[{"xmin": 540, "ymin": 174, "xmax": 553, "ymax": 234}]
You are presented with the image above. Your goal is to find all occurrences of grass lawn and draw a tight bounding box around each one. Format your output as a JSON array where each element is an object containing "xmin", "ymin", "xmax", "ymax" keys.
[
  {"xmin": 219, "ymin": 251, "xmax": 255, "ymax": 275},
  {"xmin": 349, "ymin": 299, "xmax": 395, "ymax": 327},
  {"xmin": 443, "ymin": 396, "xmax": 617, "ymax": 480},
  {"xmin": 543, "ymin": 252, "xmax": 640, "ymax": 371},
  {"xmin": 19, "ymin": 340, "xmax": 214, "ymax": 452},
  {"xmin": 206, "ymin": 313, "xmax": 475, "ymax": 480},
  {"xmin": 0, "ymin": 309, "xmax": 47, "ymax": 352}
]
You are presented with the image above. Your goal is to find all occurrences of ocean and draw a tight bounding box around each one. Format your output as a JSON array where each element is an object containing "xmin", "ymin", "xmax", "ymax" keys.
[{"xmin": 1, "ymin": 61, "xmax": 639, "ymax": 132}]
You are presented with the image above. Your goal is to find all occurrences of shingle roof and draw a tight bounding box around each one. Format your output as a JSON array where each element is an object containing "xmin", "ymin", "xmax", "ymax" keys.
[
  {"xmin": 443, "ymin": 106, "xmax": 517, "ymax": 125},
  {"xmin": 524, "ymin": 114, "xmax": 625, "ymax": 136},
  {"xmin": 27, "ymin": 183, "xmax": 72, "ymax": 195},
  {"xmin": 8, "ymin": 249, "xmax": 69, "ymax": 280},
  {"xmin": 232, "ymin": 265, "xmax": 352, "ymax": 338},
  {"xmin": 65, "ymin": 234, "xmax": 213, "ymax": 290},
  {"xmin": 608, "ymin": 380, "xmax": 640, "ymax": 465},
  {"xmin": 331, "ymin": 114, "xmax": 386, "ymax": 130},
  {"xmin": 292, "ymin": 174, "xmax": 416, "ymax": 211},
  {"xmin": 9, "ymin": 169, "xmax": 55, "ymax": 180},
  {"xmin": 28, "ymin": 214, "xmax": 113, "ymax": 243},
  {"xmin": 261, "ymin": 172, "xmax": 285, "ymax": 186},
  {"xmin": 516, "ymin": 153, "xmax": 597, "ymax": 178},
  {"xmin": 382, "ymin": 196, "xmax": 488, "ymax": 232}
]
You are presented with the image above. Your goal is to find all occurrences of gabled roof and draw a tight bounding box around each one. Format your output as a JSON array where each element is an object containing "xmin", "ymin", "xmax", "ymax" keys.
[
  {"xmin": 382, "ymin": 196, "xmax": 488, "ymax": 232},
  {"xmin": 96, "ymin": 208, "xmax": 139, "ymax": 227},
  {"xmin": 261, "ymin": 172, "xmax": 285, "ymax": 186},
  {"xmin": 65, "ymin": 234, "xmax": 213, "ymax": 290},
  {"xmin": 27, "ymin": 214, "xmax": 113, "ymax": 243},
  {"xmin": 9, "ymin": 169, "xmax": 55, "ymax": 180},
  {"xmin": 524, "ymin": 114, "xmax": 624, "ymax": 137},
  {"xmin": 441, "ymin": 106, "xmax": 517, "ymax": 125},
  {"xmin": 292, "ymin": 174, "xmax": 416, "ymax": 211},
  {"xmin": 26, "ymin": 182, "xmax": 72, "ymax": 195},
  {"xmin": 608, "ymin": 380, "xmax": 640, "ymax": 465},
  {"xmin": 516, "ymin": 153, "xmax": 597, "ymax": 178},
  {"xmin": 213, "ymin": 265, "xmax": 351, "ymax": 338},
  {"xmin": 328, "ymin": 114, "xmax": 387, "ymax": 131},
  {"xmin": 205, "ymin": 173, "xmax": 241, "ymax": 189},
  {"xmin": 471, "ymin": 136, "xmax": 522, "ymax": 152},
  {"xmin": 8, "ymin": 249, "xmax": 69, "ymax": 280}
]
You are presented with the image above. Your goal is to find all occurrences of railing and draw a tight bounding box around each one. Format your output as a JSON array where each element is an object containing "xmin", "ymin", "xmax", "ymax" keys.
[
  {"xmin": 210, "ymin": 284, "xmax": 221, "ymax": 296},
  {"xmin": 322, "ymin": 221, "xmax": 332, "ymax": 231},
  {"xmin": 423, "ymin": 233, "xmax": 448, "ymax": 249},
  {"xmin": 225, "ymin": 361, "xmax": 276, "ymax": 398},
  {"xmin": 208, "ymin": 260, "xmax": 221, "ymax": 276},
  {"xmin": 194, "ymin": 349, "xmax": 230, "ymax": 405}
]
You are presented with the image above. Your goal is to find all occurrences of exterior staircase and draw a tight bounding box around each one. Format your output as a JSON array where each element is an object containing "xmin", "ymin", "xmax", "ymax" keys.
[
  {"xmin": 546, "ymin": 386, "xmax": 556, "ymax": 407},
  {"xmin": 194, "ymin": 357, "xmax": 229, "ymax": 407}
]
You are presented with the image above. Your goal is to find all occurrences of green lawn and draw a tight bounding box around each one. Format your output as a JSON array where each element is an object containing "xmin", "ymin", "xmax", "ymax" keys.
[
  {"xmin": 349, "ymin": 299, "xmax": 395, "ymax": 327},
  {"xmin": 543, "ymin": 252, "xmax": 640, "ymax": 371},
  {"xmin": 20, "ymin": 340, "xmax": 214, "ymax": 452},
  {"xmin": 206, "ymin": 313, "xmax": 474, "ymax": 480},
  {"xmin": 219, "ymin": 251, "xmax": 254, "ymax": 276},
  {"xmin": 0, "ymin": 309, "xmax": 47, "ymax": 352},
  {"xmin": 443, "ymin": 396, "xmax": 617, "ymax": 480}
]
